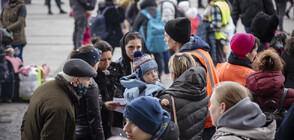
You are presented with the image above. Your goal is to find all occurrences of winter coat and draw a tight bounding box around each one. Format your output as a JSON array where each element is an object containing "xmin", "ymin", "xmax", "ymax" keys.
[
  {"xmin": 157, "ymin": 0, "xmax": 177, "ymax": 23},
  {"xmin": 131, "ymin": 0, "xmax": 157, "ymax": 37},
  {"xmin": 156, "ymin": 66, "xmax": 208, "ymax": 140},
  {"xmin": 125, "ymin": 1, "xmax": 139, "ymax": 26},
  {"xmin": 75, "ymin": 78, "xmax": 105, "ymax": 140},
  {"xmin": 120, "ymin": 72, "xmax": 165, "ymax": 103},
  {"xmin": 94, "ymin": 63, "xmax": 125, "ymax": 138},
  {"xmin": 281, "ymin": 51, "xmax": 294, "ymax": 89},
  {"xmin": 179, "ymin": 35, "xmax": 218, "ymax": 129},
  {"xmin": 0, "ymin": 0, "xmax": 26, "ymax": 45},
  {"xmin": 216, "ymin": 52, "xmax": 255, "ymax": 86},
  {"xmin": 69, "ymin": 0, "xmax": 87, "ymax": 19},
  {"xmin": 99, "ymin": 2, "xmax": 125, "ymax": 47},
  {"xmin": 0, "ymin": 28, "xmax": 13, "ymax": 83},
  {"xmin": 246, "ymin": 71, "xmax": 294, "ymax": 110},
  {"xmin": 21, "ymin": 74, "xmax": 79, "ymax": 140},
  {"xmin": 231, "ymin": 0, "xmax": 275, "ymax": 27},
  {"xmin": 211, "ymin": 97, "xmax": 276, "ymax": 140}
]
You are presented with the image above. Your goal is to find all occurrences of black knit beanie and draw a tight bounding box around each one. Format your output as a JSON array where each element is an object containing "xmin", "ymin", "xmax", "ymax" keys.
[{"xmin": 164, "ymin": 17, "xmax": 191, "ymax": 44}]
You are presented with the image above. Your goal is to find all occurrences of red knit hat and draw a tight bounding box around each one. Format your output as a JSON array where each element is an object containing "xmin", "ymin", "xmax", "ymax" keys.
[{"xmin": 230, "ymin": 33, "xmax": 255, "ymax": 56}]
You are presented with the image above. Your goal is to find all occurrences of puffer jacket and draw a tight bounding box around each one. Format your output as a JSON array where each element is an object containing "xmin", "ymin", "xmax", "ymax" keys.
[
  {"xmin": 131, "ymin": 0, "xmax": 157, "ymax": 37},
  {"xmin": 156, "ymin": 66, "xmax": 208, "ymax": 140},
  {"xmin": 0, "ymin": 28, "xmax": 13, "ymax": 83},
  {"xmin": 157, "ymin": 0, "xmax": 177, "ymax": 23},
  {"xmin": 246, "ymin": 71, "xmax": 294, "ymax": 110},
  {"xmin": 212, "ymin": 97, "xmax": 276, "ymax": 140},
  {"xmin": 120, "ymin": 72, "xmax": 165, "ymax": 103},
  {"xmin": 281, "ymin": 51, "xmax": 294, "ymax": 89},
  {"xmin": 75, "ymin": 78, "xmax": 104, "ymax": 140},
  {"xmin": 94, "ymin": 63, "xmax": 125, "ymax": 138}
]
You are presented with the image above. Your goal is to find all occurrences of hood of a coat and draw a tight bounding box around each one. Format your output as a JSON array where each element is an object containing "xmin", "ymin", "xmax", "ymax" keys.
[
  {"xmin": 119, "ymin": 32, "xmax": 133, "ymax": 75},
  {"xmin": 165, "ymin": 66, "xmax": 207, "ymax": 100},
  {"xmin": 140, "ymin": 0, "xmax": 157, "ymax": 9},
  {"xmin": 180, "ymin": 35, "xmax": 210, "ymax": 53},
  {"xmin": 217, "ymin": 97, "xmax": 267, "ymax": 129},
  {"xmin": 250, "ymin": 12, "xmax": 278, "ymax": 43},
  {"xmin": 216, "ymin": 120, "xmax": 276, "ymax": 140},
  {"xmin": 246, "ymin": 71, "xmax": 285, "ymax": 97}
]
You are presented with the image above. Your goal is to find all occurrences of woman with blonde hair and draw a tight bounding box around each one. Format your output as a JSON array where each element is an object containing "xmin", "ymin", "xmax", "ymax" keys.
[
  {"xmin": 210, "ymin": 81, "xmax": 276, "ymax": 140},
  {"xmin": 156, "ymin": 52, "xmax": 209, "ymax": 140},
  {"xmin": 246, "ymin": 50, "xmax": 294, "ymax": 111}
]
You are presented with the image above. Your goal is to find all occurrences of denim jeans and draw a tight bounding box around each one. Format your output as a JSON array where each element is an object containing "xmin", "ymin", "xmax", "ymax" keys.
[
  {"xmin": 12, "ymin": 44, "xmax": 25, "ymax": 62},
  {"xmin": 161, "ymin": 51, "xmax": 170, "ymax": 74},
  {"xmin": 73, "ymin": 16, "xmax": 87, "ymax": 50}
]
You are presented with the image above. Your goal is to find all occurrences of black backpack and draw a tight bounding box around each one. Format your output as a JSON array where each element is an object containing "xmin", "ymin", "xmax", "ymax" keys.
[{"xmin": 252, "ymin": 88, "xmax": 289, "ymax": 128}]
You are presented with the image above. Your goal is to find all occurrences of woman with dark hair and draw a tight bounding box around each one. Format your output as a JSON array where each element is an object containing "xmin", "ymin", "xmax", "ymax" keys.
[
  {"xmin": 93, "ymin": 38, "xmax": 126, "ymax": 138},
  {"xmin": 117, "ymin": 31, "xmax": 143, "ymax": 75},
  {"xmin": 268, "ymin": 32, "xmax": 288, "ymax": 56},
  {"xmin": 281, "ymin": 32, "xmax": 294, "ymax": 88},
  {"xmin": 69, "ymin": 44, "xmax": 105, "ymax": 140}
]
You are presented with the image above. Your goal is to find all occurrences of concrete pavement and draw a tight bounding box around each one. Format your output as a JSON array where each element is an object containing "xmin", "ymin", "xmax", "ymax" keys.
[{"xmin": 0, "ymin": 0, "xmax": 293, "ymax": 139}]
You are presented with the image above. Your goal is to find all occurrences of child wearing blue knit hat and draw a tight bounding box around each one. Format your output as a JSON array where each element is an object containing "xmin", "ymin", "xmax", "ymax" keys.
[
  {"xmin": 120, "ymin": 51, "xmax": 169, "ymax": 106},
  {"xmin": 123, "ymin": 96, "xmax": 179, "ymax": 140}
]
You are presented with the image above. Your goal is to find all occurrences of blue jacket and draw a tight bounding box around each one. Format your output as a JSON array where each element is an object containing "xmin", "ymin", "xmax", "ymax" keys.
[{"xmin": 120, "ymin": 73, "xmax": 165, "ymax": 103}]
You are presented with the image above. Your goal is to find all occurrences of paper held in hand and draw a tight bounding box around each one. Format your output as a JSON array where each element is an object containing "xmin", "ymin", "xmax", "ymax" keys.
[{"xmin": 113, "ymin": 98, "xmax": 127, "ymax": 113}]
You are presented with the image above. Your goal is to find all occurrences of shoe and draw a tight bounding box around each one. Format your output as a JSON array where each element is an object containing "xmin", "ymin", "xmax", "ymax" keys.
[
  {"xmin": 60, "ymin": 10, "xmax": 67, "ymax": 14},
  {"xmin": 48, "ymin": 11, "xmax": 53, "ymax": 15},
  {"xmin": 285, "ymin": 10, "xmax": 290, "ymax": 19}
]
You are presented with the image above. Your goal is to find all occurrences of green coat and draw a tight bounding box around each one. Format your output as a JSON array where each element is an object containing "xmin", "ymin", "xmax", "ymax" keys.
[
  {"xmin": 21, "ymin": 74, "xmax": 79, "ymax": 140},
  {"xmin": 0, "ymin": 1, "xmax": 26, "ymax": 45}
]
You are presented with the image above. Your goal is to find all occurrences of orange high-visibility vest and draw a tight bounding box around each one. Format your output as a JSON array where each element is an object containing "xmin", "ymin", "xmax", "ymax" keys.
[
  {"xmin": 216, "ymin": 62, "xmax": 255, "ymax": 86},
  {"xmin": 190, "ymin": 49, "xmax": 219, "ymax": 128}
]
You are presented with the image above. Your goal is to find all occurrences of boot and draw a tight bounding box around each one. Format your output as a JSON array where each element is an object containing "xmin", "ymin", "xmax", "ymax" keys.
[
  {"xmin": 48, "ymin": 10, "xmax": 53, "ymax": 15},
  {"xmin": 285, "ymin": 10, "xmax": 290, "ymax": 19},
  {"xmin": 60, "ymin": 9, "xmax": 67, "ymax": 14}
]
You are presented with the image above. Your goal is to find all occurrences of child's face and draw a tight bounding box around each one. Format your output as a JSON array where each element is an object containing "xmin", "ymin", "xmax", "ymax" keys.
[{"xmin": 143, "ymin": 69, "xmax": 158, "ymax": 84}]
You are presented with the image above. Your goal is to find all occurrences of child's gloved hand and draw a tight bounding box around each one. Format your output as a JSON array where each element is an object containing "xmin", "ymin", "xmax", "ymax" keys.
[{"xmin": 160, "ymin": 99, "xmax": 169, "ymax": 106}]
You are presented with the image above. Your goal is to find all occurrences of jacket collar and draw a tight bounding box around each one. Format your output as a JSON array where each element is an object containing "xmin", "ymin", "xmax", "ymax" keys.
[
  {"xmin": 55, "ymin": 74, "xmax": 80, "ymax": 104},
  {"xmin": 228, "ymin": 52, "xmax": 252, "ymax": 69}
]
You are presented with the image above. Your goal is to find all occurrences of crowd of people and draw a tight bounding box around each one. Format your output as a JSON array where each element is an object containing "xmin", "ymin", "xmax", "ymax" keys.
[{"xmin": 0, "ymin": 0, "xmax": 294, "ymax": 140}]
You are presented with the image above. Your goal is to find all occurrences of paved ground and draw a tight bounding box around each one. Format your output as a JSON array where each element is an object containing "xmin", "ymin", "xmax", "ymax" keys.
[{"xmin": 0, "ymin": 0, "xmax": 293, "ymax": 139}]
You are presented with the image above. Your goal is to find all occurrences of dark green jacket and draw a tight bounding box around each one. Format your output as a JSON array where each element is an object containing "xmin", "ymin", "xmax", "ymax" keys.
[
  {"xmin": 21, "ymin": 74, "xmax": 79, "ymax": 140},
  {"xmin": 0, "ymin": 0, "xmax": 26, "ymax": 45}
]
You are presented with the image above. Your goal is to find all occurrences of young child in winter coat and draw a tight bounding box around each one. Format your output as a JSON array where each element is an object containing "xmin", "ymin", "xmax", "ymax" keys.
[{"xmin": 120, "ymin": 51, "xmax": 169, "ymax": 106}]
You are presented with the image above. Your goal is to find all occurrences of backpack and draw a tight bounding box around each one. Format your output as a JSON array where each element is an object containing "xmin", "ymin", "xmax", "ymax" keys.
[
  {"xmin": 89, "ymin": 6, "xmax": 113, "ymax": 39},
  {"xmin": 139, "ymin": 9, "xmax": 168, "ymax": 53},
  {"xmin": 252, "ymin": 88, "xmax": 289, "ymax": 129},
  {"xmin": 79, "ymin": 0, "xmax": 97, "ymax": 10}
]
